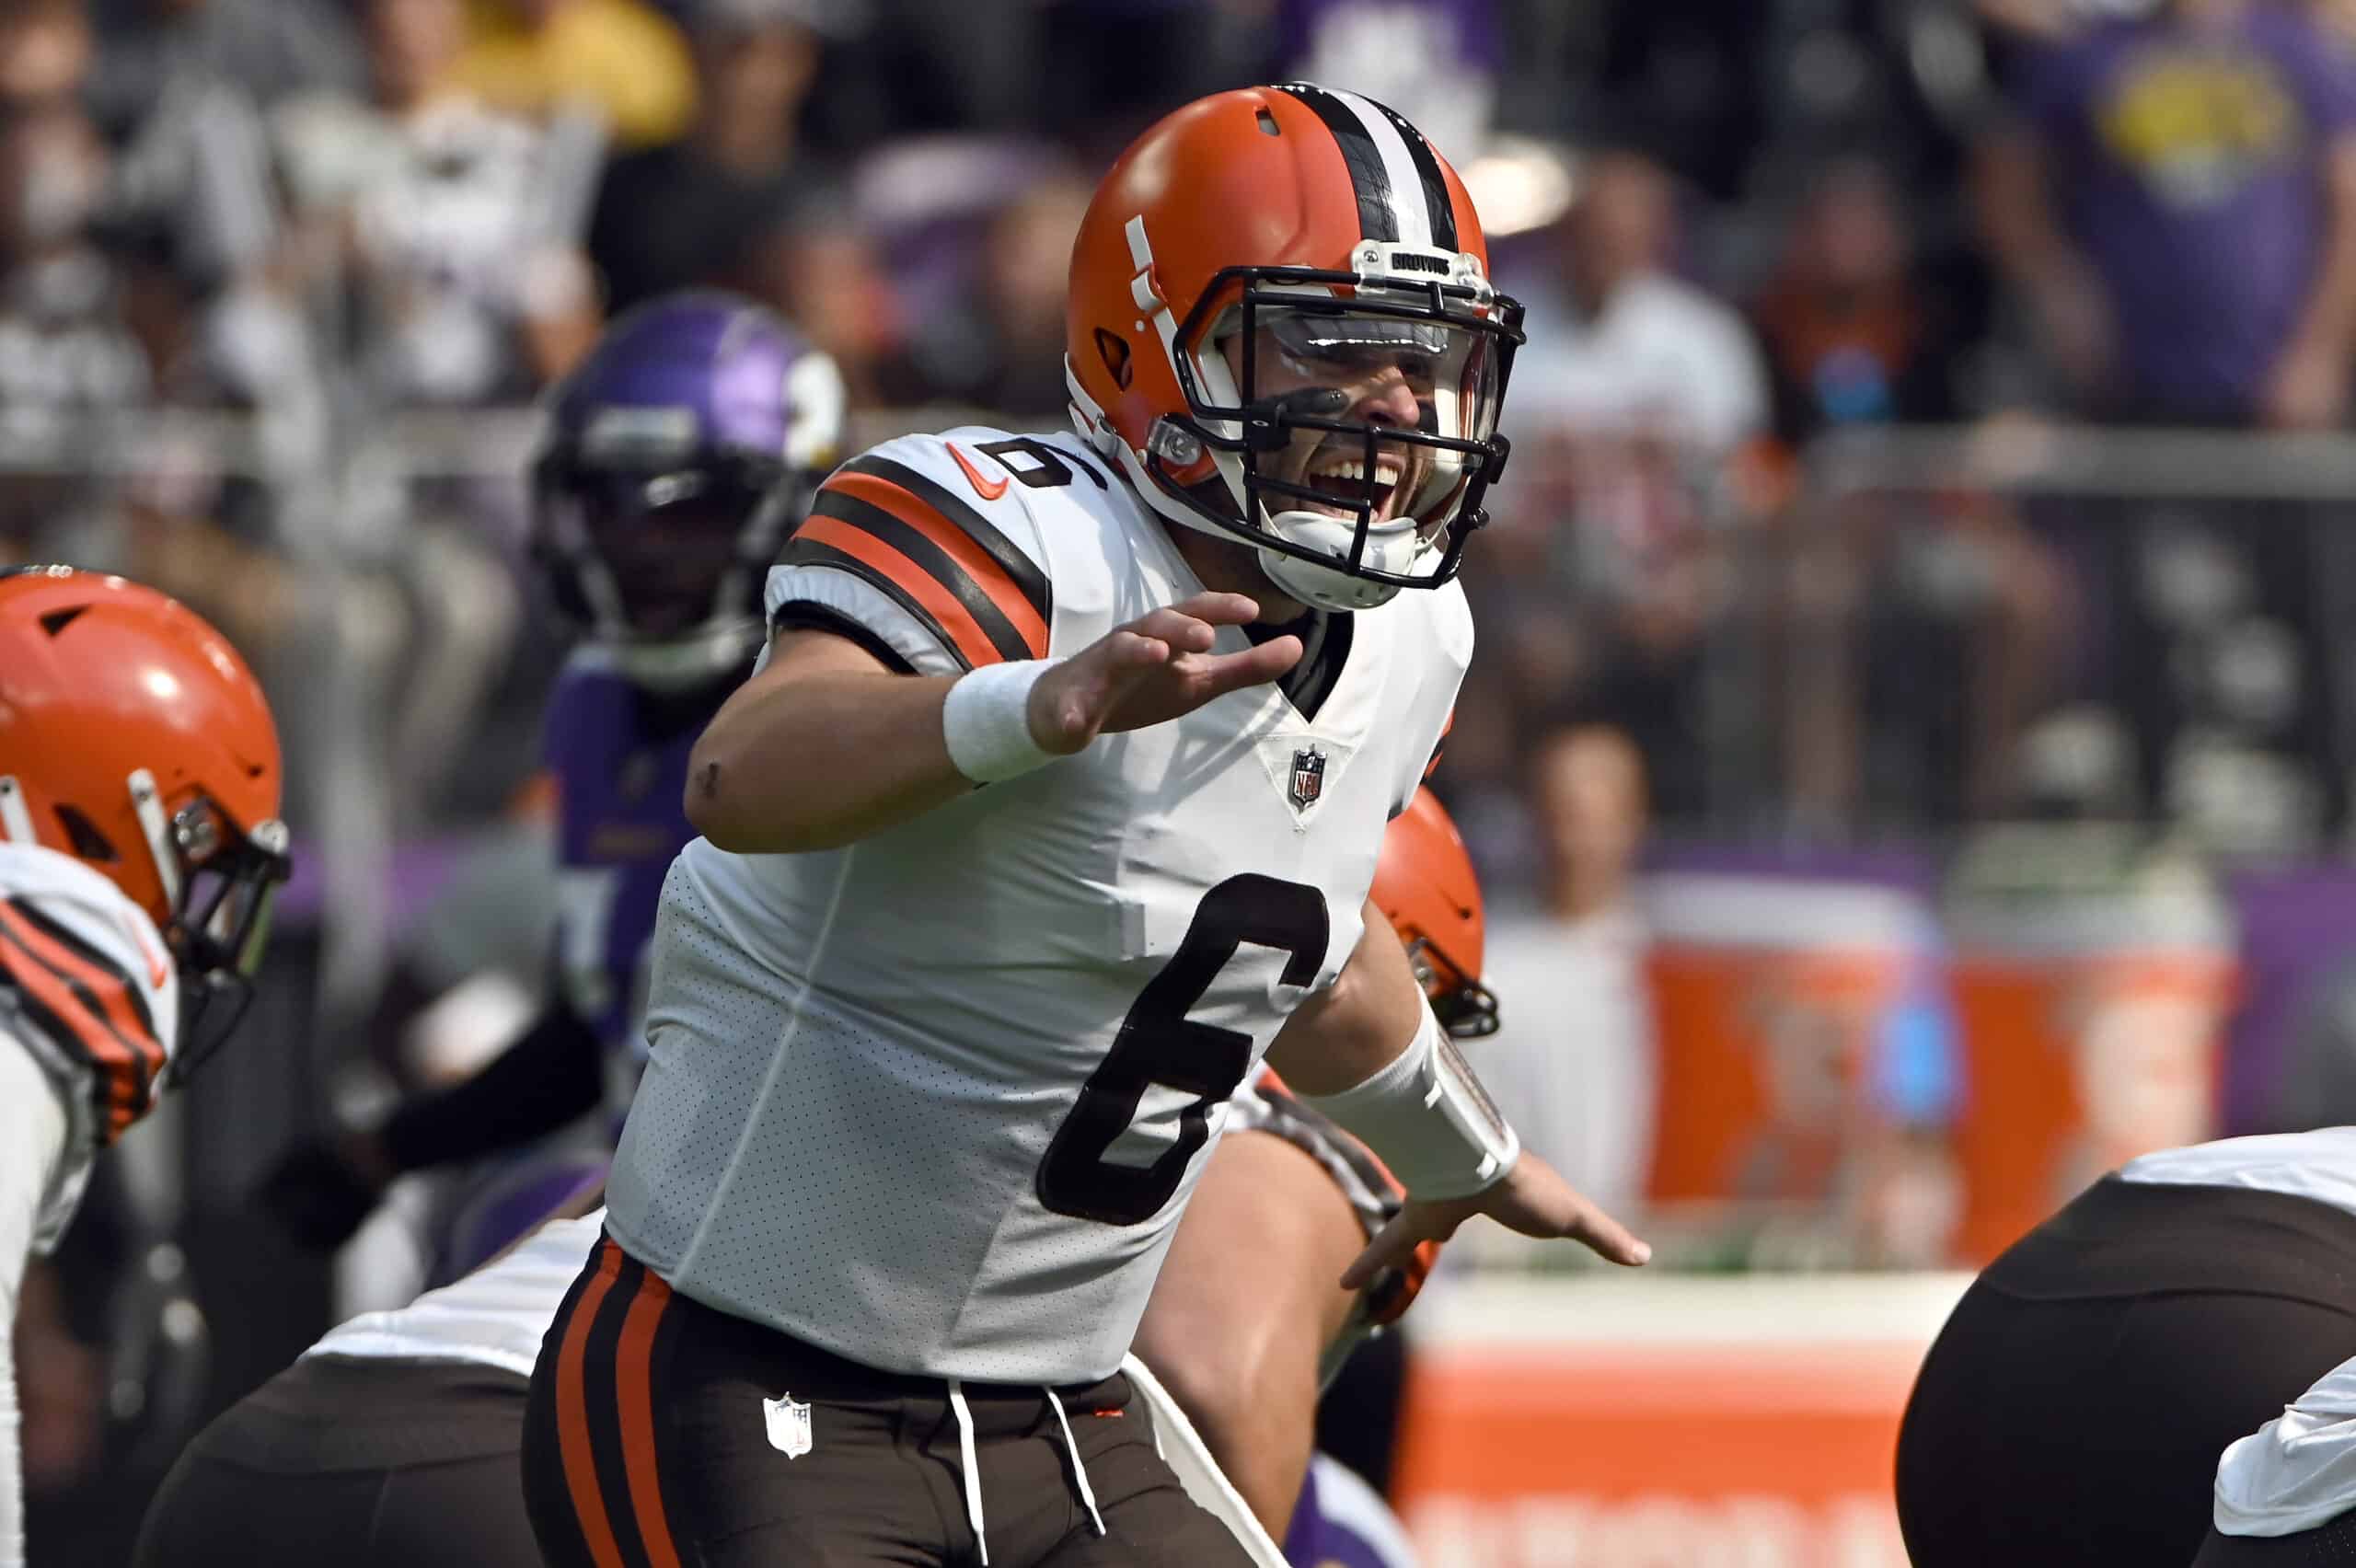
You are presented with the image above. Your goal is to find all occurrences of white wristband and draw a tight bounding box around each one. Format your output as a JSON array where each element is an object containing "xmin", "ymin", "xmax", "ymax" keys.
[
  {"xmin": 1297, "ymin": 1003, "xmax": 1521, "ymax": 1200},
  {"xmin": 942, "ymin": 659, "xmax": 1061, "ymax": 783}
]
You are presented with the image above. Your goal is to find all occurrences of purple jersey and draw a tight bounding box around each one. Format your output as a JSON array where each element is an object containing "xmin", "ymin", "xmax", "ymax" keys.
[
  {"xmin": 541, "ymin": 651, "xmax": 731, "ymax": 1055},
  {"xmin": 2021, "ymin": 7, "xmax": 2356, "ymax": 419},
  {"xmin": 1284, "ymin": 1455, "xmax": 1421, "ymax": 1568}
]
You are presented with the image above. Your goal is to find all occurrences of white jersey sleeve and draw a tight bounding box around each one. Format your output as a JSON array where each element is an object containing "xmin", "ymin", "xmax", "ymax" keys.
[
  {"xmin": 0, "ymin": 843, "xmax": 179, "ymax": 1252},
  {"xmin": 2215, "ymin": 1352, "xmax": 2356, "ymax": 1538},
  {"xmin": 764, "ymin": 428, "xmax": 1064, "ymax": 675},
  {"xmin": 308, "ymin": 1210, "xmax": 606, "ymax": 1379}
]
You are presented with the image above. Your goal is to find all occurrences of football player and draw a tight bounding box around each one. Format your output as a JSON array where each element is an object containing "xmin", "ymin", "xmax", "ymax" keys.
[
  {"xmin": 0, "ymin": 568, "xmax": 290, "ymax": 1568},
  {"xmin": 132, "ymin": 791, "xmax": 1495, "ymax": 1568},
  {"xmin": 2199, "ymin": 1349, "xmax": 2356, "ymax": 1563},
  {"xmin": 523, "ymin": 83, "xmax": 1645, "ymax": 1568},
  {"xmin": 1897, "ymin": 1128, "xmax": 2356, "ymax": 1567},
  {"xmin": 260, "ymin": 291, "xmax": 846, "ymax": 1270}
]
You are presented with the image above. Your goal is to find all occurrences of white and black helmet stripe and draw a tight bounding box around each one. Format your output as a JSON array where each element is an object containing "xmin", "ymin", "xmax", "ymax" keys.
[
  {"xmin": 1366, "ymin": 98, "xmax": 1459, "ymax": 253},
  {"xmin": 1275, "ymin": 83, "xmax": 1451, "ymax": 252}
]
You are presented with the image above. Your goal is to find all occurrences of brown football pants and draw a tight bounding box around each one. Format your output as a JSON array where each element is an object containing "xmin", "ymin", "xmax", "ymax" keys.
[{"xmin": 520, "ymin": 1234, "xmax": 1257, "ymax": 1568}]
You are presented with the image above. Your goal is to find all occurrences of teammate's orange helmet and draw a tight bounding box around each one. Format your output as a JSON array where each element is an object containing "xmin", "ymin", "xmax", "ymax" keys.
[
  {"xmin": 1372, "ymin": 787, "xmax": 1497, "ymax": 1038},
  {"xmin": 1065, "ymin": 84, "xmax": 1523, "ymax": 613},
  {"xmin": 0, "ymin": 568, "xmax": 290, "ymax": 1049}
]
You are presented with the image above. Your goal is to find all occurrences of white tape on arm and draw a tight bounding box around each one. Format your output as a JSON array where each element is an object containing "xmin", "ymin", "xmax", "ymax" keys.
[
  {"xmin": 941, "ymin": 660, "xmax": 1061, "ymax": 783},
  {"xmin": 1297, "ymin": 1001, "xmax": 1520, "ymax": 1200}
]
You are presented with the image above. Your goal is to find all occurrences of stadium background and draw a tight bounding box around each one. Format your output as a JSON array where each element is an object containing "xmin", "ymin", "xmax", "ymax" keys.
[{"xmin": 6, "ymin": 0, "xmax": 2351, "ymax": 1561}]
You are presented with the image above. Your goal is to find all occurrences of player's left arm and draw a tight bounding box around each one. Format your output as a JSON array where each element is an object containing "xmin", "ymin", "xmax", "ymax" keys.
[{"xmin": 1267, "ymin": 901, "xmax": 1652, "ymax": 1281}]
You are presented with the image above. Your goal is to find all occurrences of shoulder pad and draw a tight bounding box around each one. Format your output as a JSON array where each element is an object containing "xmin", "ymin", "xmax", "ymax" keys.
[
  {"xmin": 783, "ymin": 430, "xmax": 1067, "ymax": 669},
  {"xmin": 0, "ymin": 843, "xmax": 174, "ymax": 1137}
]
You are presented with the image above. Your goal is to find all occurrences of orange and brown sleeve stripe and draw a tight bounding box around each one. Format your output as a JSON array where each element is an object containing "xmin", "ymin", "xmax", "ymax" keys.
[
  {"xmin": 780, "ymin": 454, "xmax": 1051, "ymax": 671},
  {"xmin": 1423, "ymin": 708, "xmax": 1454, "ymax": 781},
  {"xmin": 550, "ymin": 1237, "xmax": 685, "ymax": 1568},
  {"xmin": 0, "ymin": 897, "xmax": 162, "ymax": 1139}
]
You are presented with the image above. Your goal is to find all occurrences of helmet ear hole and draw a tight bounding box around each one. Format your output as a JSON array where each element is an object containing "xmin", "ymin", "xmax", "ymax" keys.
[
  {"xmin": 54, "ymin": 804, "xmax": 117, "ymax": 862},
  {"xmin": 1094, "ymin": 329, "xmax": 1132, "ymax": 389}
]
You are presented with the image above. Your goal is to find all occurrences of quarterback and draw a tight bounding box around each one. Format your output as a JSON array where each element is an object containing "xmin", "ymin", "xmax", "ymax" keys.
[
  {"xmin": 0, "ymin": 568, "xmax": 289, "ymax": 1568},
  {"xmin": 522, "ymin": 82, "xmax": 1646, "ymax": 1568},
  {"xmin": 134, "ymin": 791, "xmax": 1497, "ymax": 1568}
]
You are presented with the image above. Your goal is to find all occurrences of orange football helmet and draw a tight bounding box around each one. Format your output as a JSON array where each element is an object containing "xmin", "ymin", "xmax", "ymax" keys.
[
  {"xmin": 0, "ymin": 567, "xmax": 290, "ymax": 1063},
  {"xmin": 1372, "ymin": 787, "xmax": 1496, "ymax": 1038},
  {"xmin": 1065, "ymin": 84, "xmax": 1523, "ymax": 613}
]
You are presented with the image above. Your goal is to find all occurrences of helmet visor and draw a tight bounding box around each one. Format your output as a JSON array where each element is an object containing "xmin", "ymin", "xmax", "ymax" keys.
[{"xmin": 1226, "ymin": 300, "xmax": 1504, "ymax": 533}]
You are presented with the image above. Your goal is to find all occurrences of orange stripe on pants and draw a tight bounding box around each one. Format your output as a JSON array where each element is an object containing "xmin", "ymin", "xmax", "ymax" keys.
[
  {"xmin": 556, "ymin": 1241, "xmax": 629, "ymax": 1568},
  {"xmin": 614, "ymin": 1269, "xmax": 681, "ymax": 1568}
]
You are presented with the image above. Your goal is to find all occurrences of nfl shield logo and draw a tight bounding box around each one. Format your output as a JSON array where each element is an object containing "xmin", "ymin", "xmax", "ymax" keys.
[
  {"xmin": 1288, "ymin": 746, "xmax": 1326, "ymax": 812},
  {"xmin": 763, "ymin": 1392, "xmax": 814, "ymax": 1459}
]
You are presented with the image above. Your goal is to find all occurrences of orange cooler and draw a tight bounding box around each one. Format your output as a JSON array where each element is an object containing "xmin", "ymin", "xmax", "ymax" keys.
[
  {"xmin": 1642, "ymin": 874, "xmax": 1937, "ymax": 1207},
  {"xmin": 1946, "ymin": 843, "xmax": 2236, "ymax": 1264}
]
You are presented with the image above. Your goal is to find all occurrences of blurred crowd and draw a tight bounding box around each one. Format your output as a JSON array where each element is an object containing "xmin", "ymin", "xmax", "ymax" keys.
[{"xmin": 5, "ymin": 0, "xmax": 2356, "ymax": 886}]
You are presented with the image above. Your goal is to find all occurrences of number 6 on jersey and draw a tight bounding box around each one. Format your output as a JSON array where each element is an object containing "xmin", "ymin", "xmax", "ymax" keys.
[{"xmin": 1037, "ymin": 874, "xmax": 1329, "ymax": 1225}]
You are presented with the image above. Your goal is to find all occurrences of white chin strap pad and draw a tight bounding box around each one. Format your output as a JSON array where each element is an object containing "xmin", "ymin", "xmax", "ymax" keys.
[{"xmin": 1257, "ymin": 509, "xmax": 1420, "ymax": 613}]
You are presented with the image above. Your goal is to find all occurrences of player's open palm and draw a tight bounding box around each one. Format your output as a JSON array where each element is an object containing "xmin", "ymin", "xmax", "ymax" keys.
[
  {"xmin": 1339, "ymin": 1150, "xmax": 1652, "ymax": 1289},
  {"xmin": 1027, "ymin": 592, "xmax": 1303, "ymax": 754}
]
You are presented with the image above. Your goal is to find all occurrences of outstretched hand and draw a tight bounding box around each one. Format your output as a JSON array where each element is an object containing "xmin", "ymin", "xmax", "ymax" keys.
[
  {"xmin": 1340, "ymin": 1149, "xmax": 1652, "ymax": 1290},
  {"xmin": 1027, "ymin": 592, "xmax": 1301, "ymax": 754}
]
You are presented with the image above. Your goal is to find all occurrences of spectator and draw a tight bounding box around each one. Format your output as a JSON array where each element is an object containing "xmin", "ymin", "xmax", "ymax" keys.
[
  {"xmin": 1754, "ymin": 157, "xmax": 2061, "ymax": 825},
  {"xmin": 1979, "ymin": 0, "xmax": 2356, "ymax": 426},
  {"xmin": 265, "ymin": 0, "xmax": 603, "ymax": 407},
  {"xmin": 1472, "ymin": 725, "xmax": 1657, "ymax": 1219},
  {"xmin": 1511, "ymin": 148, "xmax": 1769, "ymax": 452},
  {"xmin": 451, "ymin": 0, "xmax": 695, "ymax": 148},
  {"xmin": 83, "ymin": 0, "xmax": 365, "ymax": 144},
  {"xmin": 1978, "ymin": 0, "xmax": 2356, "ymax": 847},
  {"xmin": 0, "ymin": 87, "xmax": 154, "ymax": 547},
  {"xmin": 1752, "ymin": 156, "xmax": 1968, "ymax": 444},
  {"xmin": 1480, "ymin": 150, "xmax": 1770, "ymax": 822},
  {"xmin": 586, "ymin": 0, "xmax": 837, "ymax": 316},
  {"xmin": 891, "ymin": 168, "xmax": 1091, "ymax": 418},
  {"xmin": 1276, "ymin": 0, "xmax": 1500, "ymax": 162}
]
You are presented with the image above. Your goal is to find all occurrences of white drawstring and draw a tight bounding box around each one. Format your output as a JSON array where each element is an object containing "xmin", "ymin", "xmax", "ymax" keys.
[
  {"xmin": 1044, "ymin": 1386, "xmax": 1107, "ymax": 1539},
  {"xmin": 946, "ymin": 1378, "xmax": 989, "ymax": 1566}
]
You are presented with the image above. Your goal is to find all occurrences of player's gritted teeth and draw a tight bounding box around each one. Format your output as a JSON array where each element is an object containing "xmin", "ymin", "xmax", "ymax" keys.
[{"xmin": 1291, "ymin": 436, "xmax": 1426, "ymax": 524}]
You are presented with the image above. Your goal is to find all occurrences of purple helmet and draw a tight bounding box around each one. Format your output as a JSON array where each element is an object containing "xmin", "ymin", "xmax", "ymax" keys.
[{"xmin": 531, "ymin": 290, "xmax": 847, "ymax": 691}]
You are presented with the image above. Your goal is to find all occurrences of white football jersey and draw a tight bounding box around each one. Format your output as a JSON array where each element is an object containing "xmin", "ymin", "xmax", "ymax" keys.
[
  {"xmin": 606, "ymin": 425, "xmax": 1469, "ymax": 1383},
  {"xmin": 0, "ymin": 842, "xmax": 179, "ymax": 1251},
  {"xmin": 2215, "ymin": 1352, "xmax": 2356, "ymax": 1538},
  {"xmin": 2119, "ymin": 1128, "xmax": 2356, "ymax": 1225},
  {"xmin": 309, "ymin": 1211, "xmax": 606, "ymax": 1379}
]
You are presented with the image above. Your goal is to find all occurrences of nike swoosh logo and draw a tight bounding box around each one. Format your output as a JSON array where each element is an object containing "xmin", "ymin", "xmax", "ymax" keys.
[
  {"xmin": 123, "ymin": 919, "xmax": 167, "ymax": 988},
  {"xmin": 948, "ymin": 443, "xmax": 1010, "ymax": 501}
]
